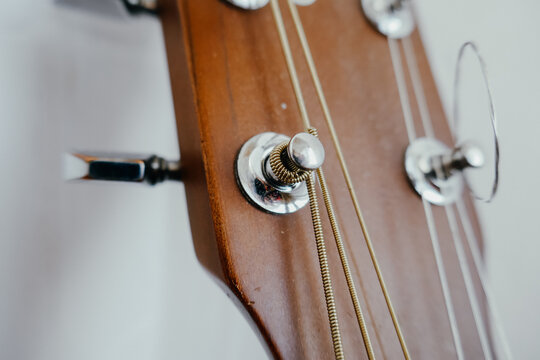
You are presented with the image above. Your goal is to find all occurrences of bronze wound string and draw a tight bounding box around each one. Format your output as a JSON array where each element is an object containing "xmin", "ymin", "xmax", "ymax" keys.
[{"xmin": 286, "ymin": 2, "xmax": 410, "ymax": 359}]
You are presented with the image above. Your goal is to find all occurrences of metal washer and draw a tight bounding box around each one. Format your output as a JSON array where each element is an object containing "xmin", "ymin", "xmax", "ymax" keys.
[{"xmin": 235, "ymin": 132, "xmax": 309, "ymax": 214}]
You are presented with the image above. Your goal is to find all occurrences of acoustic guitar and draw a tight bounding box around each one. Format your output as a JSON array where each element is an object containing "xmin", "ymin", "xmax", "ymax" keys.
[{"xmin": 151, "ymin": 0, "xmax": 506, "ymax": 358}]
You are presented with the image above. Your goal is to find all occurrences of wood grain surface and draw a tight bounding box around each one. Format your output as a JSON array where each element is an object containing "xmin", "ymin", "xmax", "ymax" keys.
[{"xmin": 160, "ymin": 0, "xmax": 488, "ymax": 358}]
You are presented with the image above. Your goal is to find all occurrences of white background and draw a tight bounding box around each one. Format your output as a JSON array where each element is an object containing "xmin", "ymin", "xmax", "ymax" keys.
[{"xmin": 0, "ymin": 0, "xmax": 538, "ymax": 359}]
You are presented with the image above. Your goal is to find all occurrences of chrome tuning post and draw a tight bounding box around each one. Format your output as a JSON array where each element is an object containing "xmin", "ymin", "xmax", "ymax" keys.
[
  {"xmin": 64, "ymin": 153, "xmax": 181, "ymax": 185},
  {"xmin": 436, "ymin": 143, "xmax": 485, "ymax": 180},
  {"xmin": 360, "ymin": 0, "xmax": 415, "ymax": 39},
  {"xmin": 225, "ymin": 0, "xmax": 316, "ymax": 11},
  {"xmin": 235, "ymin": 131, "xmax": 325, "ymax": 214},
  {"xmin": 404, "ymin": 138, "xmax": 485, "ymax": 206},
  {"xmin": 225, "ymin": 0, "xmax": 269, "ymax": 9}
]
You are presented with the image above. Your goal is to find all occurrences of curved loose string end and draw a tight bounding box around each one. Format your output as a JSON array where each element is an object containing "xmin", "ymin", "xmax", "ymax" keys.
[{"xmin": 453, "ymin": 41, "xmax": 500, "ymax": 203}]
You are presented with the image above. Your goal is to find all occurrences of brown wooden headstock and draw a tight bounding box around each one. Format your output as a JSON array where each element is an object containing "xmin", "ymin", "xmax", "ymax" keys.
[{"xmin": 159, "ymin": 0, "xmax": 487, "ymax": 358}]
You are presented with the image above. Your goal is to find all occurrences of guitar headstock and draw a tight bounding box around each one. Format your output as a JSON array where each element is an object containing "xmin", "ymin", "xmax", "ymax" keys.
[{"xmin": 159, "ymin": 0, "xmax": 496, "ymax": 358}]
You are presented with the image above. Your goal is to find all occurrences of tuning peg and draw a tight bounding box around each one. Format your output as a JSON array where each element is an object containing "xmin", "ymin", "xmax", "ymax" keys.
[
  {"xmin": 360, "ymin": 0, "xmax": 415, "ymax": 39},
  {"xmin": 440, "ymin": 142, "xmax": 485, "ymax": 177},
  {"xmin": 236, "ymin": 131, "xmax": 325, "ymax": 214},
  {"xmin": 225, "ymin": 0, "xmax": 316, "ymax": 10},
  {"xmin": 405, "ymin": 138, "xmax": 486, "ymax": 206},
  {"xmin": 64, "ymin": 153, "xmax": 181, "ymax": 185},
  {"xmin": 225, "ymin": 0, "xmax": 269, "ymax": 10},
  {"xmin": 261, "ymin": 131, "xmax": 324, "ymax": 191},
  {"xmin": 418, "ymin": 141, "xmax": 485, "ymax": 181},
  {"xmin": 55, "ymin": 0, "xmax": 157, "ymax": 17}
]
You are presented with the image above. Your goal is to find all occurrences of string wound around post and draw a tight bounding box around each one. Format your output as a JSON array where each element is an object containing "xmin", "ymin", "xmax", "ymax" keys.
[{"xmin": 235, "ymin": 130, "xmax": 324, "ymax": 214}]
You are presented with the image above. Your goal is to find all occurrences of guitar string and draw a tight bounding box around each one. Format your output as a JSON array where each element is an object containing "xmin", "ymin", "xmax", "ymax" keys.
[
  {"xmin": 306, "ymin": 171, "xmax": 345, "ymax": 360},
  {"xmin": 389, "ymin": 37, "xmax": 416, "ymax": 142},
  {"xmin": 452, "ymin": 42, "xmax": 510, "ymax": 359},
  {"xmin": 401, "ymin": 37, "xmax": 434, "ymax": 139},
  {"xmin": 317, "ymin": 166, "xmax": 376, "ymax": 360},
  {"xmin": 455, "ymin": 199, "xmax": 513, "ymax": 360},
  {"xmin": 270, "ymin": 3, "xmax": 507, "ymax": 360},
  {"xmin": 402, "ymin": 36, "xmax": 500, "ymax": 359},
  {"xmin": 445, "ymin": 203, "xmax": 493, "ymax": 360},
  {"xmin": 387, "ymin": 37, "xmax": 465, "ymax": 360},
  {"xmin": 269, "ymin": 0, "xmax": 310, "ymax": 129},
  {"xmin": 268, "ymin": 0, "xmax": 344, "ymax": 358},
  {"xmin": 286, "ymin": 2, "xmax": 410, "ymax": 359}
]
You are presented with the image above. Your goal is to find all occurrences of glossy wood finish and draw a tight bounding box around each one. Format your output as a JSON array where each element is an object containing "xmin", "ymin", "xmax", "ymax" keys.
[{"xmin": 160, "ymin": 0, "xmax": 488, "ymax": 358}]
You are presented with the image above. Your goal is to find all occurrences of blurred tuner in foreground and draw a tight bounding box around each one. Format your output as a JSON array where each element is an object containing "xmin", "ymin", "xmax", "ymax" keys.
[
  {"xmin": 55, "ymin": 0, "xmax": 157, "ymax": 17},
  {"xmin": 64, "ymin": 153, "xmax": 181, "ymax": 185},
  {"xmin": 405, "ymin": 138, "xmax": 485, "ymax": 206}
]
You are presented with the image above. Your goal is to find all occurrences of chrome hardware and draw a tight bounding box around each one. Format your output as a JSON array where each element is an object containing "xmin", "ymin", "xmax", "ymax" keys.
[
  {"xmin": 55, "ymin": 0, "xmax": 157, "ymax": 17},
  {"xmin": 404, "ymin": 137, "xmax": 487, "ymax": 206},
  {"xmin": 287, "ymin": 132, "xmax": 325, "ymax": 171},
  {"xmin": 360, "ymin": 0, "xmax": 415, "ymax": 39},
  {"xmin": 226, "ymin": 0, "xmax": 269, "ymax": 9},
  {"xmin": 433, "ymin": 143, "xmax": 485, "ymax": 180},
  {"xmin": 235, "ymin": 132, "xmax": 324, "ymax": 214},
  {"xmin": 64, "ymin": 153, "xmax": 181, "ymax": 185},
  {"xmin": 225, "ymin": 0, "xmax": 315, "ymax": 10},
  {"xmin": 123, "ymin": 0, "xmax": 158, "ymax": 14},
  {"xmin": 293, "ymin": 0, "xmax": 317, "ymax": 5}
]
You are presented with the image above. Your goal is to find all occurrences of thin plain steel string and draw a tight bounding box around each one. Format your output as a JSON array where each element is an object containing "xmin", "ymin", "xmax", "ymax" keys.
[
  {"xmin": 388, "ymin": 37, "xmax": 465, "ymax": 360},
  {"xmin": 445, "ymin": 204, "xmax": 493, "ymax": 360},
  {"xmin": 456, "ymin": 199, "xmax": 513, "ymax": 360},
  {"xmin": 402, "ymin": 36, "xmax": 496, "ymax": 360},
  {"xmin": 422, "ymin": 199, "xmax": 465, "ymax": 360},
  {"xmin": 271, "ymin": 0, "xmax": 377, "ymax": 357},
  {"xmin": 287, "ymin": 2, "xmax": 410, "ymax": 359},
  {"xmin": 401, "ymin": 38, "xmax": 434, "ymax": 139},
  {"xmin": 269, "ymin": 0, "xmax": 310, "ymax": 129},
  {"xmin": 269, "ymin": 0, "xmax": 345, "ymax": 358},
  {"xmin": 388, "ymin": 38, "xmax": 416, "ymax": 142},
  {"xmin": 452, "ymin": 42, "xmax": 510, "ymax": 358}
]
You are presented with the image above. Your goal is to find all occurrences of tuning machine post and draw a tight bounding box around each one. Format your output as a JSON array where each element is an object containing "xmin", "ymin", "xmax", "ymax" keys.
[
  {"xmin": 360, "ymin": 0, "xmax": 415, "ymax": 39},
  {"xmin": 235, "ymin": 131, "xmax": 325, "ymax": 214},
  {"xmin": 225, "ymin": 0, "xmax": 316, "ymax": 11},
  {"xmin": 404, "ymin": 138, "xmax": 486, "ymax": 206}
]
